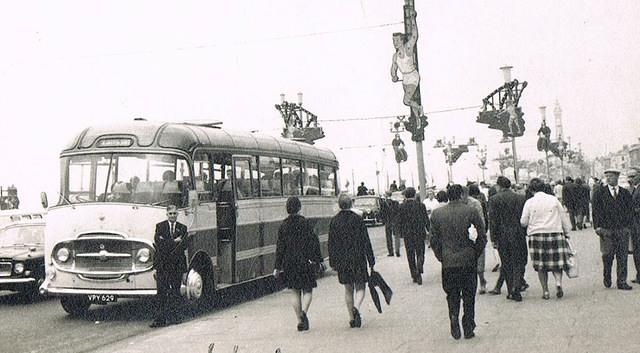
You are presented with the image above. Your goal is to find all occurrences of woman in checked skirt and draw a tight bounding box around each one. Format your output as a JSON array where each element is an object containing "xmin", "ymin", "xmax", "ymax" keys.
[{"xmin": 521, "ymin": 178, "xmax": 572, "ymax": 299}]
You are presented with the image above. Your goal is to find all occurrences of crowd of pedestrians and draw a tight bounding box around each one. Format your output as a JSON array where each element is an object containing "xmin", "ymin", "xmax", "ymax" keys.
[{"xmin": 268, "ymin": 166, "xmax": 640, "ymax": 341}]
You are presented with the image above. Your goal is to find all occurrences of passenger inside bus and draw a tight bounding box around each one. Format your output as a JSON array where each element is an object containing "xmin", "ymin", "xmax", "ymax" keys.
[{"xmin": 162, "ymin": 170, "xmax": 184, "ymax": 206}]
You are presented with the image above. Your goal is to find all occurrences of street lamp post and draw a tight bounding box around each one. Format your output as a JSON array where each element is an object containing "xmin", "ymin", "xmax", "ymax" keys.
[
  {"xmin": 500, "ymin": 66, "xmax": 520, "ymax": 185},
  {"xmin": 554, "ymin": 101, "xmax": 565, "ymax": 181},
  {"xmin": 434, "ymin": 137, "xmax": 477, "ymax": 184},
  {"xmin": 539, "ymin": 106, "xmax": 551, "ymax": 178},
  {"xmin": 477, "ymin": 145, "xmax": 488, "ymax": 183}
]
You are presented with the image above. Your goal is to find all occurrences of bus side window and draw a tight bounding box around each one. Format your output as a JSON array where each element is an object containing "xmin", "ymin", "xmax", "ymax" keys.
[
  {"xmin": 194, "ymin": 151, "xmax": 214, "ymax": 202},
  {"xmin": 212, "ymin": 153, "xmax": 233, "ymax": 202},
  {"xmin": 302, "ymin": 161, "xmax": 320, "ymax": 195},
  {"xmin": 234, "ymin": 157, "xmax": 259, "ymax": 199},
  {"xmin": 320, "ymin": 165, "xmax": 337, "ymax": 196},
  {"xmin": 282, "ymin": 159, "xmax": 301, "ymax": 196},
  {"xmin": 259, "ymin": 156, "xmax": 282, "ymax": 197}
]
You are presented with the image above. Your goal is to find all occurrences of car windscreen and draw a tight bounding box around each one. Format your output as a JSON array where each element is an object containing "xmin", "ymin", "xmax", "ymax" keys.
[
  {"xmin": 0, "ymin": 225, "xmax": 45, "ymax": 247},
  {"xmin": 353, "ymin": 198, "xmax": 377, "ymax": 208}
]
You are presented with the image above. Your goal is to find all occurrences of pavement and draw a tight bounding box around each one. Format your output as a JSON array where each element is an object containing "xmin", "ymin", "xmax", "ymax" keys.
[{"xmin": 95, "ymin": 226, "xmax": 640, "ymax": 353}]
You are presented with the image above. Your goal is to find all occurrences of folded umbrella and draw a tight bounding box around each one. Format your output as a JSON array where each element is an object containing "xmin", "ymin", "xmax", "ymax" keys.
[
  {"xmin": 368, "ymin": 281, "xmax": 383, "ymax": 313},
  {"xmin": 370, "ymin": 270, "xmax": 393, "ymax": 305}
]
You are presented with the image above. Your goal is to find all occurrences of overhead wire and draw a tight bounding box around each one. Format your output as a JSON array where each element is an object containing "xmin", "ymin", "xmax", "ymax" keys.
[{"xmin": 318, "ymin": 105, "xmax": 482, "ymax": 122}]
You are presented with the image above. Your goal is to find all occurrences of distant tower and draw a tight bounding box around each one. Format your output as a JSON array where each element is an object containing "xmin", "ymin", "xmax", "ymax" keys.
[{"xmin": 554, "ymin": 100, "xmax": 563, "ymax": 142}]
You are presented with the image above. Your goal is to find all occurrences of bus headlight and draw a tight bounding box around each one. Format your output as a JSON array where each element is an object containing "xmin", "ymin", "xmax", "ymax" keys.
[
  {"xmin": 136, "ymin": 248, "xmax": 151, "ymax": 263},
  {"xmin": 13, "ymin": 262, "xmax": 25, "ymax": 274},
  {"xmin": 56, "ymin": 247, "xmax": 70, "ymax": 263}
]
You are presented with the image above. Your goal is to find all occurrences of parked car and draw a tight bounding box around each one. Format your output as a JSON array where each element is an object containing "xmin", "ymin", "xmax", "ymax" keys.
[
  {"xmin": 353, "ymin": 196, "xmax": 384, "ymax": 226},
  {"xmin": 0, "ymin": 219, "xmax": 46, "ymax": 298},
  {"xmin": 0, "ymin": 209, "xmax": 46, "ymax": 229}
]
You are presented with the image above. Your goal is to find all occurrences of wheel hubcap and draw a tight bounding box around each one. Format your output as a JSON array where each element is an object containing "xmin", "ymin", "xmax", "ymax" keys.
[{"xmin": 186, "ymin": 269, "xmax": 203, "ymax": 300}]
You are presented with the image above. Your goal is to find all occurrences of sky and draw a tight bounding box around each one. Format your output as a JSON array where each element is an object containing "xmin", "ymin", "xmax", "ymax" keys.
[{"xmin": 1, "ymin": 0, "xmax": 639, "ymax": 209}]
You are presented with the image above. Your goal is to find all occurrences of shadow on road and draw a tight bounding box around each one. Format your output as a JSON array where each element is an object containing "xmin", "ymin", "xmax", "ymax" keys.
[
  {"xmin": 53, "ymin": 277, "xmax": 288, "ymax": 324},
  {"xmin": 0, "ymin": 291, "xmax": 53, "ymax": 306}
]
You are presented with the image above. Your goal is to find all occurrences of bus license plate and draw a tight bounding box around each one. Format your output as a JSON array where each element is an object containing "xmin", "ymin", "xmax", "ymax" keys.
[{"xmin": 87, "ymin": 294, "xmax": 117, "ymax": 304}]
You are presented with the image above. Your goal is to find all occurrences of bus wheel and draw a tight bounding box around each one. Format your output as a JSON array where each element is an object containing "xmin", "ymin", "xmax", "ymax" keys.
[
  {"xmin": 184, "ymin": 266, "xmax": 215, "ymax": 309},
  {"xmin": 60, "ymin": 297, "xmax": 91, "ymax": 317}
]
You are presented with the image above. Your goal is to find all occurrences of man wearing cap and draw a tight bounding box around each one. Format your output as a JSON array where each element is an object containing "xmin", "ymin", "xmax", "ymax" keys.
[
  {"xmin": 627, "ymin": 167, "xmax": 640, "ymax": 283},
  {"xmin": 592, "ymin": 169, "xmax": 634, "ymax": 290}
]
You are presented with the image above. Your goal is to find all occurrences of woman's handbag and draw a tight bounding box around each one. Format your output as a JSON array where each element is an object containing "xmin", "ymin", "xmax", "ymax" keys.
[{"xmin": 565, "ymin": 238, "xmax": 579, "ymax": 279}]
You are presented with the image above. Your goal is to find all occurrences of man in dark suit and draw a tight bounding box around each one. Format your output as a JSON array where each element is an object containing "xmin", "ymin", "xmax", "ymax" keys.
[
  {"xmin": 488, "ymin": 176, "xmax": 528, "ymax": 301},
  {"xmin": 381, "ymin": 193, "xmax": 401, "ymax": 257},
  {"xmin": 395, "ymin": 187, "xmax": 430, "ymax": 285},
  {"xmin": 431, "ymin": 184, "xmax": 487, "ymax": 340},
  {"xmin": 627, "ymin": 168, "xmax": 640, "ymax": 284},
  {"xmin": 592, "ymin": 169, "xmax": 634, "ymax": 290},
  {"xmin": 150, "ymin": 205, "xmax": 190, "ymax": 327},
  {"xmin": 562, "ymin": 177, "xmax": 579, "ymax": 231}
]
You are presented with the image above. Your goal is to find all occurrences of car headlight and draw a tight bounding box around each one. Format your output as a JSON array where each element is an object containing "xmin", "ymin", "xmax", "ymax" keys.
[
  {"xmin": 136, "ymin": 248, "xmax": 151, "ymax": 263},
  {"xmin": 56, "ymin": 247, "xmax": 70, "ymax": 263},
  {"xmin": 14, "ymin": 262, "xmax": 25, "ymax": 274}
]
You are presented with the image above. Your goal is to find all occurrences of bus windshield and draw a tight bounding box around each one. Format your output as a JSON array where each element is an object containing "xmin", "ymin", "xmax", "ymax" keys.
[{"xmin": 61, "ymin": 153, "xmax": 191, "ymax": 207}]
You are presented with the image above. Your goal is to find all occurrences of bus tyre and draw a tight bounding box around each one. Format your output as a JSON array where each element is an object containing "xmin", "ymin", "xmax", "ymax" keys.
[
  {"xmin": 60, "ymin": 297, "xmax": 91, "ymax": 317},
  {"xmin": 183, "ymin": 266, "xmax": 215, "ymax": 310}
]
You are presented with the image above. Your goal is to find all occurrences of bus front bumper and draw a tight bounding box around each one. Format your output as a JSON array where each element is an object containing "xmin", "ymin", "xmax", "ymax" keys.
[{"xmin": 40, "ymin": 283, "xmax": 157, "ymax": 297}]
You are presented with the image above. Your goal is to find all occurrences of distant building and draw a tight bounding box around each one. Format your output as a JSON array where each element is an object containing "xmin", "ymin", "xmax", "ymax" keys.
[{"xmin": 629, "ymin": 138, "xmax": 640, "ymax": 168}]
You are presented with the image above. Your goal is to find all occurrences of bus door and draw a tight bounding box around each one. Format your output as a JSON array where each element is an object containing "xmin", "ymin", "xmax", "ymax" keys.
[{"xmin": 213, "ymin": 154, "xmax": 236, "ymax": 284}]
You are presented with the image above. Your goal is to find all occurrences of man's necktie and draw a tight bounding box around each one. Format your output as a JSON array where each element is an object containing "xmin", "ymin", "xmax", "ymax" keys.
[
  {"xmin": 613, "ymin": 188, "xmax": 618, "ymax": 198},
  {"xmin": 170, "ymin": 222, "xmax": 175, "ymax": 237}
]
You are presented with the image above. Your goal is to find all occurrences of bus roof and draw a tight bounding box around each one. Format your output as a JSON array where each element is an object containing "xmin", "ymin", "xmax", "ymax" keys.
[{"xmin": 62, "ymin": 121, "xmax": 338, "ymax": 167}]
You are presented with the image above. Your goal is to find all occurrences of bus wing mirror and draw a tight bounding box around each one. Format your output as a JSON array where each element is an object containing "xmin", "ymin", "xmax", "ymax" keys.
[
  {"xmin": 40, "ymin": 192, "xmax": 48, "ymax": 209},
  {"xmin": 188, "ymin": 190, "xmax": 199, "ymax": 207}
]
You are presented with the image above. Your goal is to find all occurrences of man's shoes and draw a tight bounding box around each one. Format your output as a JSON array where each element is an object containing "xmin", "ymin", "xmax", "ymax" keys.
[
  {"xmin": 510, "ymin": 292, "xmax": 523, "ymax": 302},
  {"xmin": 617, "ymin": 283, "xmax": 633, "ymax": 290},
  {"xmin": 387, "ymin": 253, "xmax": 394, "ymax": 257},
  {"xmin": 149, "ymin": 320, "xmax": 167, "ymax": 328},
  {"xmin": 631, "ymin": 278, "xmax": 640, "ymax": 284},
  {"xmin": 520, "ymin": 283, "xmax": 530, "ymax": 292},
  {"xmin": 556, "ymin": 286, "xmax": 564, "ymax": 298},
  {"xmin": 395, "ymin": 252, "xmax": 401, "ymax": 257},
  {"xmin": 415, "ymin": 275, "xmax": 422, "ymax": 285},
  {"xmin": 488, "ymin": 288, "xmax": 501, "ymax": 295},
  {"xmin": 464, "ymin": 330, "xmax": 476, "ymax": 339},
  {"xmin": 604, "ymin": 277, "xmax": 612, "ymax": 288},
  {"xmin": 571, "ymin": 227, "xmax": 577, "ymax": 231},
  {"xmin": 478, "ymin": 284, "xmax": 487, "ymax": 295},
  {"xmin": 450, "ymin": 319, "xmax": 461, "ymax": 340}
]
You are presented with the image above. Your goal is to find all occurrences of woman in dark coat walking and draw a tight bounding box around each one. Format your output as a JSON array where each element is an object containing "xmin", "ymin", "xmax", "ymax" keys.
[
  {"xmin": 274, "ymin": 197, "xmax": 323, "ymax": 331},
  {"xmin": 328, "ymin": 194, "xmax": 376, "ymax": 328}
]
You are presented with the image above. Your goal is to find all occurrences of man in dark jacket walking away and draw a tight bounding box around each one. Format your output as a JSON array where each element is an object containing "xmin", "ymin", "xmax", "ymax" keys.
[
  {"xmin": 488, "ymin": 176, "xmax": 528, "ymax": 301},
  {"xmin": 395, "ymin": 187, "xmax": 430, "ymax": 285},
  {"xmin": 381, "ymin": 192, "xmax": 401, "ymax": 257},
  {"xmin": 562, "ymin": 177, "xmax": 579, "ymax": 230},
  {"xmin": 431, "ymin": 185, "xmax": 487, "ymax": 340}
]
